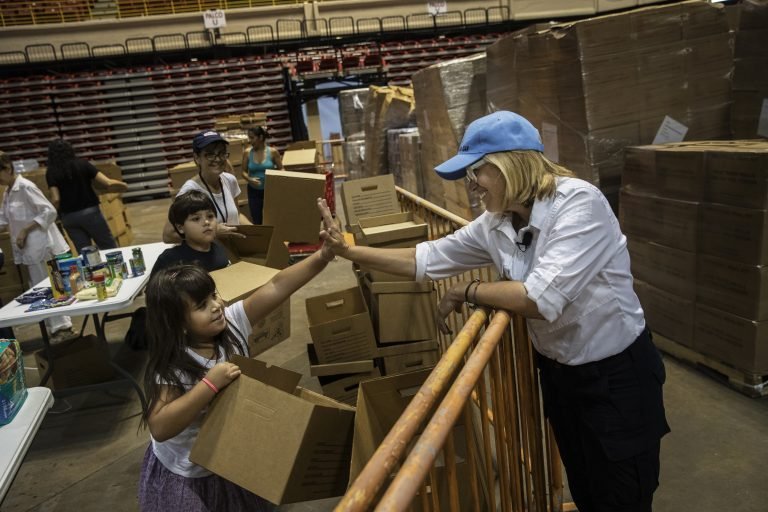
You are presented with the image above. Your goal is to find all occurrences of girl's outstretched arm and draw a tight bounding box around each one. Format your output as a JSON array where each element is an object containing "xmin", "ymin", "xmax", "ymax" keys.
[
  {"xmin": 148, "ymin": 362, "xmax": 240, "ymax": 442},
  {"xmin": 241, "ymin": 248, "xmax": 332, "ymax": 326}
]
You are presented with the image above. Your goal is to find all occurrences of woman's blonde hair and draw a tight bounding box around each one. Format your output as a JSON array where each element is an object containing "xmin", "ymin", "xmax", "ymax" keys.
[
  {"xmin": 0, "ymin": 151, "xmax": 10, "ymax": 170},
  {"xmin": 482, "ymin": 150, "xmax": 574, "ymax": 210}
]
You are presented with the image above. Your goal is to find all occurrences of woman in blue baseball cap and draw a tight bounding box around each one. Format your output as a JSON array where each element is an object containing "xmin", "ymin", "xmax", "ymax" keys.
[
  {"xmin": 318, "ymin": 110, "xmax": 669, "ymax": 512},
  {"xmin": 162, "ymin": 130, "xmax": 249, "ymax": 243}
]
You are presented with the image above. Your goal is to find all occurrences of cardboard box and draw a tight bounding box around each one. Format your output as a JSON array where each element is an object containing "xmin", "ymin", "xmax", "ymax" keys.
[
  {"xmin": 375, "ymin": 339, "xmax": 439, "ymax": 358},
  {"xmin": 363, "ymin": 277, "xmax": 437, "ymax": 343},
  {"xmin": 340, "ymin": 174, "xmax": 400, "ymax": 228},
  {"xmin": 222, "ymin": 224, "xmax": 290, "ymax": 270},
  {"xmin": 627, "ymin": 238, "xmax": 696, "ymax": 299},
  {"xmin": 34, "ymin": 335, "xmax": 115, "ymax": 390},
  {"xmin": 263, "ymin": 170, "xmax": 326, "ymax": 244},
  {"xmin": 655, "ymin": 196, "xmax": 699, "ymax": 252},
  {"xmin": 305, "ymin": 287, "xmax": 377, "ymax": 364},
  {"xmin": 209, "ymin": 262, "xmax": 291, "ymax": 355},
  {"xmin": 190, "ymin": 355, "xmax": 355, "ymax": 505},
  {"xmin": 696, "ymin": 254, "xmax": 768, "ymax": 321},
  {"xmin": 634, "ymin": 280, "xmax": 695, "ymax": 348},
  {"xmin": 382, "ymin": 347, "xmax": 439, "ymax": 376},
  {"xmin": 350, "ymin": 369, "xmax": 475, "ymax": 511},
  {"xmin": 168, "ymin": 161, "xmax": 197, "ymax": 191},
  {"xmin": 282, "ymin": 141, "xmax": 319, "ymax": 173},
  {"xmin": 307, "ymin": 343, "xmax": 375, "ymax": 377},
  {"xmin": 694, "ymin": 305, "xmax": 768, "ymax": 374},
  {"xmin": 698, "ymin": 204, "xmax": 768, "ymax": 265},
  {"xmin": 318, "ymin": 366, "xmax": 382, "ymax": 406},
  {"xmin": 356, "ymin": 212, "xmax": 428, "ymax": 248}
]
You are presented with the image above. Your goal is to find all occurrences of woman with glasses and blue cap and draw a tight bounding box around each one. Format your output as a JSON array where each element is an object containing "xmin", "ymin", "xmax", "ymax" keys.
[
  {"xmin": 318, "ymin": 111, "xmax": 669, "ymax": 512},
  {"xmin": 162, "ymin": 130, "xmax": 249, "ymax": 244}
]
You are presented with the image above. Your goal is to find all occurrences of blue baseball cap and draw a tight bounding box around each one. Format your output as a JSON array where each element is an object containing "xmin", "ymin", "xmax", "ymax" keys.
[
  {"xmin": 192, "ymin": 130, "xmax": 229, "ymax": 151},
  {"xmin": 435, "ymin": 111, "xmax": 544, "ymax": 180}
]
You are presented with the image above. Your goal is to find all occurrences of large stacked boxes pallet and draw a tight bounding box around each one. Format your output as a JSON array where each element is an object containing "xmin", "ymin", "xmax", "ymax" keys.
[
  {"xmin": 361, "ymin": 86, "xmax": 415, "ymax": 178},
  {"xmin": 411, "ymin": 53, "xmax": 487, "ymax": 217},
  {"xmin": 338, "ymin": 89, "xmax": 369, "ymax": 181},
  {"xmin": 486, "ymin": 0, "xmax": 733, "ymax": 209},
  {"xmin": 731, "ymin": 0, "xmax": 768, "ymax": 138},
  {"xmin": 620, "ymin": 140, "xmax": 768, "ymax": 385}
]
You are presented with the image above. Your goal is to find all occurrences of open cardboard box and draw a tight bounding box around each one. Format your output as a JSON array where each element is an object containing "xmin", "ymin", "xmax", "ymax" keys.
[
  {"xmin": 222, "ymin": 224, "xmax": 290, "ymax": 270},
  {"xmin": 190, "ymin": 355, "xmax": 355, "ymax": 505},
  {"xmin": 350, "ymin": 369, "xmax": 476, "ymax": 511},
  {"xmin": 341, "ymin": 175, "xmax": 400, "ymax": 229},
  {"xmin": 210, "ymin": 261, "xmax": 290, "ymax": 356},
  {"xmin": 355, "ymin": 211, "xmax": 428, "ymax": 249},
  {"xmin": 363, "ymin": 276, "xmax": 437, "ymax": 344},
  {"xmin": 34, "ymin": 335, "xmax": 114, "ymax": 390},
  {"xmin": 305, "ymin": 286, "xmax": 377, "ymax": 364}
]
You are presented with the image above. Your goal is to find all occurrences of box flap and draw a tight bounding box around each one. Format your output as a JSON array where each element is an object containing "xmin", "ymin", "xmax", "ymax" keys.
[
  {"xmin": 231, "ymin": 354, "xmax": 300, "ymax": 394},
  {"xmin": 283, "ymin": 148, "xmax": 318, "ymax": 170},
  {"xmin": 341, "ymin": 175, "xmax": 400, "ymax": 226},
  {"xmin": 307, "ymin": 343, "xmax": 375, "ymax": 377},
  {"xmin": 210, "ymin": 261, "xmax": 280, "ymax": 305},
  {"xmin": 305, "ymin": 287, "xmax": 369, "ymax": 326},
  {"xmin": 363, "ymin": 275, "xmax": 434, "ymax": 294}
]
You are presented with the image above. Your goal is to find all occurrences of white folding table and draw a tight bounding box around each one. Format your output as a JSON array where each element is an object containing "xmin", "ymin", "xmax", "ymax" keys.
[
  {"xmin": 0, "ymin": 387, "xmax": 54, "ymax": 504},
  {"xmin": 0, "ymin": 242, "xmax": 170, "ymax": 415}
]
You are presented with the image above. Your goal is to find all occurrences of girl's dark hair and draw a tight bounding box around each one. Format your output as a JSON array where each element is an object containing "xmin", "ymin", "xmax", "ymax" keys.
[
  {"xmin": 168, "ymin": 190, "xmax": 216, "ymax": 237},
  {"xmin": 47, "ymin": 139, "xmax": 77, "ymax": 179},
  {"xmin": 140, "ymin": 264, "xmax": 247, "ymax": 428},
  {"xmin": 247, "ymin": 125, "xmax": 268, "ymax": 139}
]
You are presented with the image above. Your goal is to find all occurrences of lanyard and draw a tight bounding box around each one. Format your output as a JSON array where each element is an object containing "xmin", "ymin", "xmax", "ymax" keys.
[{"xmin": 198, "ymin": 172, "xmax": 229, "ymax": 223}]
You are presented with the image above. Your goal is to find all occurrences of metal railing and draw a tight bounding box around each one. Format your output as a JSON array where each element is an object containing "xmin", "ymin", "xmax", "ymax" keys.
[{"xmin": 335, "ymin": 187, "xmax": 573, "ymax": 511}]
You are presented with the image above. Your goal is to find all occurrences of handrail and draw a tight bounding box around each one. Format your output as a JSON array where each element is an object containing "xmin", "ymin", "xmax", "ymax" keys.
[
  {"xmin": 331, "ymin": 187, "xmax": 571, "ymax": 511},
  {"xmin": 377, "ymin": 310, "xmax": 511, "ymax": 512},
  {"xmin": 335, "ymin": 308, "xmax": 490, "ymax": 511}
]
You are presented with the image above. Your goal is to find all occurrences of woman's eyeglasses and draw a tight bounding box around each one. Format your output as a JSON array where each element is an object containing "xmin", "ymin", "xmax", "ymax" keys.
[
  {"xmin": 464, "ymin": 161, "xmax": 483, "ymax": 186},
  {"xmin": 203, "ymin": 152, "xmax": 229, "ymax": 163}
]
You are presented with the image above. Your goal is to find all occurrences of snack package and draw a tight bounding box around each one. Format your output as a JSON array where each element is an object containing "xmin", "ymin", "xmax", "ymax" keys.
[{"xmin": 0, "ymin": 339, "xmax": 27, "ymax": 425}]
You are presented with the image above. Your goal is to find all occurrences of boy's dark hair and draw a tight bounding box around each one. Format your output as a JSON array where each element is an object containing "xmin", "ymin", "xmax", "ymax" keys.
[
  {"xmin": 140, "ymin": 264, "xmax": 248, "ymax": 429},
  {"xmin": 168, "ymin": 190, "xmax": 216, "ymax": 238}
]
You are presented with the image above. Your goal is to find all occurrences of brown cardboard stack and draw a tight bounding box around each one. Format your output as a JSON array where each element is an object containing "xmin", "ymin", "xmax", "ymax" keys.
[
  {"xmin": 305, "ymin": 286, "xmax": 379, "ymax": 405},
  {"xmin": 338, "ymin": 88, "xmax": 369, "ymax": 137},
  {"xmin": 190, "ymin": 355, "xmax": 355, "ymax": 505},
  {"xmin": 486, "ymin": 1, "xmax": 733, "ymax": 208},
  {"xmin": 386, "ymin": 127, "xmax": 418, "ymax": 182},
  {"xmin": 340, "ymin": 175, "xmax": 439, "ymax": 375},
  {"xmin": 620, "ymin": 140, "xmax": 768, "ymax": 375},
  {"xmin": 362, "ymin": 85, "xmax": 415, "ymax": 177},
  {"xmin": 342, "ymin": 136, "xmax": 366, "ymax": 181},
  {"xmin": 397, "ymin": 129, "xmax": 424, "ymax": 197},
  {"xmin": 210, "ymin": 261, "xmax": 291, "ymax": 356},
  {"xmin": 412, "ymin": 53, "xmax": 487, "ymax": 218},
  {"xmin": 731, "ymin": 0, "xmax": 768, "ymax": 138}
]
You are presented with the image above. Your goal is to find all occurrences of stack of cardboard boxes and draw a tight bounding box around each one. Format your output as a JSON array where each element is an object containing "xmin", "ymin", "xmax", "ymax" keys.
[
  {"xmin": 412, "ymin": 53, "xmax": 487, "ymax": 218},
  {"xmin": 486, "ymin": 0, "xmax": 733, "ymax": 208},
  {"xmin": 303, "ymin": 175, "xmax": 440, "ymax": 406},
  {"xmin": 731, "ymin": 0, "xmax": 768, "ymax": 139},
  {"xmin": 362, "ymin": 85, "xmax": 415, "ymax": 178},
  {"xmin": 620, "ymin": 140, "xmax": 768, "ymax": 378}
]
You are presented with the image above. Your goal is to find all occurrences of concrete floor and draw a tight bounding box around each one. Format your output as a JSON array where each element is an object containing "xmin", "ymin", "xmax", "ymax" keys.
[{"xmin": 3, "ymin": 195, "xmax": 768, "ymax": 512}]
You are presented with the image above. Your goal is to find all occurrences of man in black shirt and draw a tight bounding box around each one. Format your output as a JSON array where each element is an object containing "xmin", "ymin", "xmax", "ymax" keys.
[{"xmin": 152, "ymin": 191, "xmax": 230, "ymax": 276}]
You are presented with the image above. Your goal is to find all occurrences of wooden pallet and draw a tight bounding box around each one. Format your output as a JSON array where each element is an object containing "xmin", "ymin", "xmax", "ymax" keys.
[{"xmin": 653, "ymin": 333, "xmax": 768, "ymax": 398}]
